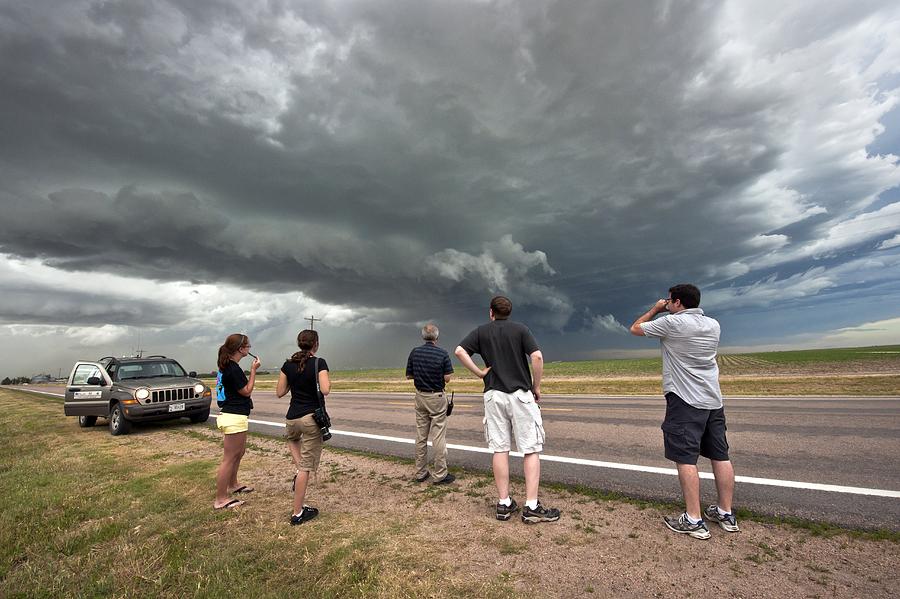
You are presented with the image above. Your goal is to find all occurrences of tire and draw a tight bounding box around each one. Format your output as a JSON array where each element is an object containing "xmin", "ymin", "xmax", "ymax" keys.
[
  {"xmin": 189, "ymin": 408, "xmax": 211, "ymax": 424},
  {"xmin": 109, "ymin": 403, "xmax": 132, "ymax": 436},
  {"xmin": 78, "ymin": 415, "xmax": 98, "ymax": 428}
]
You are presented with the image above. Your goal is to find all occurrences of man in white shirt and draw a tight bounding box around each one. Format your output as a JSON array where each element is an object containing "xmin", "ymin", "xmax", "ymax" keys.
[{"xmin": 630, "ymin": 283, "xmax": 739, "ymax": 540}]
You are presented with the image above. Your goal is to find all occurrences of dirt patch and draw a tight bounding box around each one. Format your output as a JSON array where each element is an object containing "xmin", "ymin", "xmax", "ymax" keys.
[{"xmin": 180, "ymin": 427, "xmax": 898, "ymax": 598}]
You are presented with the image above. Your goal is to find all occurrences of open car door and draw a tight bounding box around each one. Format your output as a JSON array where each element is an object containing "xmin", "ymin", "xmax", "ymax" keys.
[{"xmin": 63, "ymin": 362, "xmax": 112, "ymax": 416}]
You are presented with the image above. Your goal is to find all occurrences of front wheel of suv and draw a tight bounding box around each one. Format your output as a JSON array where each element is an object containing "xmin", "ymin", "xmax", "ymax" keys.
[
  {"xmin": 78, "ymin": 415, "xmax": 98, "ymax": 428},
  {"xmin": 109, "ymin": 403, "xmax": 132, "ymax": 436},
  {"xmin": 189, "ymin": 408, "xmax": 211, "ymax": 424}
]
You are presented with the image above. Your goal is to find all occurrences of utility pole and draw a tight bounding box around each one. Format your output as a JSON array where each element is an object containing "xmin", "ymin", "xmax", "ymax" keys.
[{"xmin": 305, "ymin": 315, "xmax": 321, "ymax": 330}]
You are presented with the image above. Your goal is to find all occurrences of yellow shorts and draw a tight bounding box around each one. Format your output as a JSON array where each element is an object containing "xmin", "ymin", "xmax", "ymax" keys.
[{"xmin": 217, "ymin": 412, "xmax": 249, "ymax": 435}]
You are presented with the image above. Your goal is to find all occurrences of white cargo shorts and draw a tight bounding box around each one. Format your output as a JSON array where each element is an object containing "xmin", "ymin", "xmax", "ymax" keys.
[{"xmin": 482, "ymin": 389, "xmax": 545, "ymax": 454}]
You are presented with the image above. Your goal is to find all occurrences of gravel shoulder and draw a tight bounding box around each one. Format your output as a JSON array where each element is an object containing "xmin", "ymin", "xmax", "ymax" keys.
[{"xmin": 204, "ymin": 428, "xmax": 899, "ymax": 598}]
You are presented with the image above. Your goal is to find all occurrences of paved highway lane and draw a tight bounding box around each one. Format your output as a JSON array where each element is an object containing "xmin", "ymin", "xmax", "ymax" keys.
[{"xmin": 19, "ymin": 386, "xmax": 900, "ymax": 530}]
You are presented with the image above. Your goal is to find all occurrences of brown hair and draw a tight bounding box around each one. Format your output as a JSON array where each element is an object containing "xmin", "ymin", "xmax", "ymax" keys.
[
  {"xmin": 490, "ymin": 295, "xmax": 512, "ymax": 319},
  {"xmin": 669, "ymin": 284, "xmax": 701, "ymax": 309},
  {"xmin": 289, "ymin": 329, "xmax": 319, "ymax": 373},
  {"xmin": 217, "ymin": 333, "xmax": 247, "ymax": 371}
]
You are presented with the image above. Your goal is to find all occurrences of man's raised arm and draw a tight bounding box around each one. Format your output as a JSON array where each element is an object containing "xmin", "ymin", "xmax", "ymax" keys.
[{"xmin": 630, "ymin": 299, "xmax": 668, "ymax": 336}]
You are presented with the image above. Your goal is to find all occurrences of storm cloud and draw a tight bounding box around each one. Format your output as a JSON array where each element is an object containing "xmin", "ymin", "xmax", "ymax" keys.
[{"xmin": 1, "ymin": 0, "xmax": 899, "ymax": 373}]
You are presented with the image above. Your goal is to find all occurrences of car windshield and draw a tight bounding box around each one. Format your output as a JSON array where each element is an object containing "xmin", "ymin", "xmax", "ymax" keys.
[{"xmin": 116, "ymin": 361, "xmax": 187, "ymax": 380}]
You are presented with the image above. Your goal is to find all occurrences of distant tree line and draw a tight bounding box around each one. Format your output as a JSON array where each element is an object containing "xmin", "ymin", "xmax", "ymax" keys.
[{"xmin": 1, "ymin": 376, "xmax": 31, "ymax": 385}]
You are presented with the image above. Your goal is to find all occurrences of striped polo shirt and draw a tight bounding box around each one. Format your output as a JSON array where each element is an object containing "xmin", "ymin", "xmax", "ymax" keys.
[{"xmin": 406, "ymin": 342, "xmax": 454, "ymax": 392}]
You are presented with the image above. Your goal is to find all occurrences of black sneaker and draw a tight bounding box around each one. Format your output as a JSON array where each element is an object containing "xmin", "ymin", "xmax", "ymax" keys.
[
  {"xmin": 433, "ymin": 473, "xmax": 456, "ymax": 485},
  {"xmin": 496, "ymin": 499, "xmax": 519, "ymax": 521},
  {"xmin": 704, "ymin": 504, "xmax": 740, "ymax": 532},
  {"xmin": 413, "ymin": 471, "xmax": 430, "ymax": 483},
  {"xmin": 290, "ymin": 505, "xmax": 319, "ymax": 525},
  {"xmin": 522, "ymin": 502, "xmax": 561, "ymax": 524},
  {"xmin": 663, "ymin": 513, "xmax": 710, "ymax": 539}
]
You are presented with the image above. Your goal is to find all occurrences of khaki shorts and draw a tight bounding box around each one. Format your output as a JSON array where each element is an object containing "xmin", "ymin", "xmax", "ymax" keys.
[
  {"xmin": 482, "ymin": 389, "xmax": 545, "ymax": 454},
  {"xmin": 216, "ymin": 412, "xmax": 249, "ymax": 435},
  {"xmin": 285, "ymin": 413, "xmax": 324, "ymax": 472}
]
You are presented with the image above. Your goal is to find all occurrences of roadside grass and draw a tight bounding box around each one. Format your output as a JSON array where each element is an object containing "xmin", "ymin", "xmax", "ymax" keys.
[
  {"xmin": 0, "ymin": 389, "xmax": 516, "ymax": 598},
  {"xmin": 3, "ymin": 389, "xmax": 899, "ymax": 598}
]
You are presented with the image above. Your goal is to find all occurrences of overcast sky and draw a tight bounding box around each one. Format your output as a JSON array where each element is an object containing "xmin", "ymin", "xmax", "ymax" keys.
[{"xmin": 1, "ymin": 0, "xmax": 899, "ymax": 377}]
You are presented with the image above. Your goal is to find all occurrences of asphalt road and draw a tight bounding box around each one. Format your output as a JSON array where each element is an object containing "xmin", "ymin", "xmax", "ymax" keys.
[{"xmin": 21, "ymin": 385, "xmax": 900, "ymax": 531}]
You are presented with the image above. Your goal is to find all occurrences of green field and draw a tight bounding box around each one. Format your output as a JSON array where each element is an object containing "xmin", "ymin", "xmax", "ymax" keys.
[
  {"xmin": 201, "ymin": 346, "xmax": 900, "ymax": 396},
  {"xmin": 320, "ymin": 345, "xmax": 900, "ymax": 378}
]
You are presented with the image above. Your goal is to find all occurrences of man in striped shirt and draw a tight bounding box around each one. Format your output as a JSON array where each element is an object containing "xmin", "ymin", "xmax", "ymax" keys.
[{"xmin": 406, "ymin": 323, "xmax": 455, "ymax": 484}]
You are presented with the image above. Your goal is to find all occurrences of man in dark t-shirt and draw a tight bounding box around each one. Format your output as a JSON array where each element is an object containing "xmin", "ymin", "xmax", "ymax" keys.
[
  {"xmin": 455, "ymin": 295, "xmax": 560, "ymax": 524},
  {"xmin": 406, "ymin": 323, "xmax": 454, "ymax": 484}
]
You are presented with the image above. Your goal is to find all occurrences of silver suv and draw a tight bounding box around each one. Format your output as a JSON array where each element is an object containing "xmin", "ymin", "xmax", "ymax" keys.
[{"xmin": 63, "ymin": 355, "xmax": 212, "ymax": 435}]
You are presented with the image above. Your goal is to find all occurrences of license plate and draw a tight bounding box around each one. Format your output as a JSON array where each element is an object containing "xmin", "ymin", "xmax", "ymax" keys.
[{"xmin": 168, "ymin": 403, "xmax": 185, "ymax": 412}]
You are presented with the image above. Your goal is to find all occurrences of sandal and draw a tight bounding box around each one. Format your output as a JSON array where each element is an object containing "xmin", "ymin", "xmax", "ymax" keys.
[
  {"xmin": 231, "ymin": 485, "xmax": 254, "ymax": 494},
  {"xmin": 214, "ymin": 499, "xmax": 244, "ymax": 510}
]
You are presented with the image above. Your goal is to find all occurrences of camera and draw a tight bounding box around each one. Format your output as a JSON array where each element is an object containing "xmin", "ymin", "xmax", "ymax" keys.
[{"xmin": 313, "ymin": 406, "xmax": 332, "ymax": 441}]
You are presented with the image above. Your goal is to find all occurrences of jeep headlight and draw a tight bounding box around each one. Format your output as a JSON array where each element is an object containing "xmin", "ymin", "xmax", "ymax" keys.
[
  {"xmin": 134, "ymin": 387, "xmax": 150, "ymax": 401},
  {"xmin": 193, "ymin": 383, "xmax": 205, "ymax": 396}
]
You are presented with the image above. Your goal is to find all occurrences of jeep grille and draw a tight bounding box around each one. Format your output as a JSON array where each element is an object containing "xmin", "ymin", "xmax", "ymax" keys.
[{"xmin": 149, "ymin": 387, "xmax": 200, "ymax": 403}]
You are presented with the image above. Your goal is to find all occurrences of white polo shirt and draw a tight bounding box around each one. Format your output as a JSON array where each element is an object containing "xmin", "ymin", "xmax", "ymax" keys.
[{"xmin": 640, "ymin": 308, "xmax": 723, "ymax": 410}]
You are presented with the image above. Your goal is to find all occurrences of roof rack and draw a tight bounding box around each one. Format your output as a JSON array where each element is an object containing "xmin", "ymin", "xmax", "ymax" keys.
[{"xmin": 145, "ymin": 355, "xmax": 167, "ymax": 359}]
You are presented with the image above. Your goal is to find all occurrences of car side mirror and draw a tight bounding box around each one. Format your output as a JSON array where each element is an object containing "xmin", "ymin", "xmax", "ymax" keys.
[
  {"xmin": 189, "ymin": 371, "xmax": 197, "ymax": 378},
  {"xmin": 87, "ymin": 376, "xmax": 103, "ymax": 386}
]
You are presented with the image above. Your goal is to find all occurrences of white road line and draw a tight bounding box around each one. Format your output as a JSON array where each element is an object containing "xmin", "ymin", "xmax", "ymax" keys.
[
  {"xmin": 18, "ymin": 388, "xmax": 899, "ymax": 499},
  {"xmin": 241, "ymin": 416, "xmax": 900, "ymax": 498}
]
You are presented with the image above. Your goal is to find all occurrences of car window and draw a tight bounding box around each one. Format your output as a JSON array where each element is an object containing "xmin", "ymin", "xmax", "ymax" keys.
[
  {"xmin": 72, "ymin": 364, "xmax": 102, "ymax": 385},
  {"xmin": 117, "ymin": 361, "xmax": 187, "ymax": 380},
  {"xmin": 157, "ymin": 362, "xmax": 186, "ymax": 377},
  {"xmin": 118, "ymin": 365, "xmax": 147, "ymax": 380}
]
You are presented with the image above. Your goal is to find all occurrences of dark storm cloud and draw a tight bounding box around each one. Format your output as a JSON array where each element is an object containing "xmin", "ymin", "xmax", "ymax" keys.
[
  {"xmin": 0, "ymin": 284, "xmax": 183, "ymax": 326},
  {"xmin": 1, "ymin": 0, "xmax": 899, "ymax": 353}
]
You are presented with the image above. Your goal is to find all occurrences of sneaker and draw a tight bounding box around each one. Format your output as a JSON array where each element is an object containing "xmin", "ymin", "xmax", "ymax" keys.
[
  {"xmin": 496, "ymin": 499, "xmax": 519, "ymax": 521},
  {"xmin": 433, "ymin": 473, "xmax": 456, "ymax": 485},
  {"xmin": 413, "ymin": 471, "xmax": 430, "ymax": 483},
  {"xmin": 663, "ymin": 513, "xmax": 710, "ymax": 539},
  {"xmin": 290, "ymin": 505, "xmax": 319, "ymax": 526},
  {"xmin": 704, "ymin": 505, "xmax": 740, "ymax": 532},
  {"xmin": 522, "ymin": 502, "xmax": 561, "ymax": 524}
]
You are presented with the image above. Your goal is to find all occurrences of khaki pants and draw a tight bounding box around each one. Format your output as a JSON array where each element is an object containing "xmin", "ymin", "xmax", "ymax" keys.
[{"xmin": 414, "ymin": 390, "xmax": 449, "ymax": 481}]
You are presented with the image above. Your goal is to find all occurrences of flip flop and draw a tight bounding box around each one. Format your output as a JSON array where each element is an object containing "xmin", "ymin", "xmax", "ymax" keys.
[
  {"xmin": 214, "ymin": 499, "xmax": 244, "ymax": 510},
  {"xmin": 231, "ymin": 485, "xmax": 255, "ymax": 494}
]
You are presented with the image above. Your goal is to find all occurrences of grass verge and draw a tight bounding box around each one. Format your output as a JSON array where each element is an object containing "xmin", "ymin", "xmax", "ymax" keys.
[{"xmin": 0, "ymin": 388, "xmax": 515, "ymax": 599}]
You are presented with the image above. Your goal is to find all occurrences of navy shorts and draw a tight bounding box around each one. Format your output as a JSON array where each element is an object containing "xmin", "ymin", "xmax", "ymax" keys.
[{"xmin": 661, "ymin": 392, "xmax": 729, "ymax": 465}]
